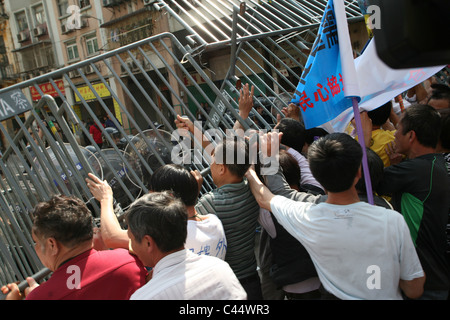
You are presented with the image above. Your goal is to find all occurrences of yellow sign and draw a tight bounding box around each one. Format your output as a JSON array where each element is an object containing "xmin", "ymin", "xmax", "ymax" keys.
[
  {"xmin": 75, "ymin": 82, "xmax": 111, "ymax": 102},
  {"xmin": 113, "ymin": 99, "xmax": 122, "ymax": 124}
]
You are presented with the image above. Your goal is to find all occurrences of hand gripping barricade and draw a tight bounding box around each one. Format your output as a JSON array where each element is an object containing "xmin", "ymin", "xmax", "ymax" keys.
[{"xmin": 0, "ymin": 0, "xmax": 364, "ymax": 297}]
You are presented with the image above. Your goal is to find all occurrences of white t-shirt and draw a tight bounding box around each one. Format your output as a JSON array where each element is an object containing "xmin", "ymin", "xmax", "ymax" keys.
[
  {"xmin": 130, "ymin": 249, "xmax": 247, "ymax": 300},
  {"xmin": 186, "ymin": 214, "xmax": 227, "ymax": 260},
  {"xmin": 270, "ymin": 196, "xmax": 424, "ymax": 300}
]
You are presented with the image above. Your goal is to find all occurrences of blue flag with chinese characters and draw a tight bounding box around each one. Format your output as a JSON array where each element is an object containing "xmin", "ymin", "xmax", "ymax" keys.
[{"xmin": 291, "ymin": 0, "xmax": 353, "ymax": 129}]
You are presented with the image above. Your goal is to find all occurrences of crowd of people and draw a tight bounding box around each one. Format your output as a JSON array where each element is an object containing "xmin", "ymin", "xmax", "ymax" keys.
[
  {"xmin": 1, "ymin": 74, "xmax": 449, "ymax": 300},
  {"xmin": 80, "ymin": 114, "xmax": 122, "ymax": 148}
]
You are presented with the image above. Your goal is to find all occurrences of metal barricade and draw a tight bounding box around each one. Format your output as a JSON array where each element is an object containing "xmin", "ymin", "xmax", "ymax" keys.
[
  {"xmin": 0, "ymin": 32, "xmax": 232, "ymax": 287},
  {"xmin": 0, "ymin": 0, "xmax": 363, "ymax": 292}
]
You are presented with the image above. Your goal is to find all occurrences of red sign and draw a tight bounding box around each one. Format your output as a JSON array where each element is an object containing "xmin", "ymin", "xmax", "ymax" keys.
[{"xmin": 30, "ymin": 80, "xmax": 65, "ymax": 101}]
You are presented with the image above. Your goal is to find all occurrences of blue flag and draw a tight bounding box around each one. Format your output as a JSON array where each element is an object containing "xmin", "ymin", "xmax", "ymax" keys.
[{"xmin": 291, "ymin": 0, "xmax": 354, "ymax": 129}]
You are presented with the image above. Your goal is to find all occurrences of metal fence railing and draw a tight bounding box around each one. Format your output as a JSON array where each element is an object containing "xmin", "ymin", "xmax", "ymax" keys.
[
  {"xmin": 0, "ymin": 0, "xmax": 364, "ymax": 292},
  {"xmin": 0, "ymin": 32, "xmax": 233, "ymax": 287}
]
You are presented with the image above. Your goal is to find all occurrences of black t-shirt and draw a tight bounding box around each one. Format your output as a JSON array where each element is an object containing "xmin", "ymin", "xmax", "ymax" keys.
[{"xmin": 377, "ymin": 153, "xmax": 450, "ymax": 291}]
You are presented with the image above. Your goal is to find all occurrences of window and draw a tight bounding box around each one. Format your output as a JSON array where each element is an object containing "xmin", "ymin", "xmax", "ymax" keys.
[
  {"xmin": 15, "ymin": 11, "xmax": 28, "ymax": 31},
  {"xmin": 66, "ymin": 41, "xmax": 79, "ymax": 61},
  {"xmin": 57, "ymin": 0, "xmax": 69, "ymax": 17},
  {"xmin": 44, "ymin": 47, "xmax": 55, "ymax": 67},
  {"xmin": 85, "ymin": 34, "xmax": 99, "ymax": 56},
  {"xmin": 78, "ymin": 0, "xmax": 90, "ymax": 9},
  {"xmin": 33, "ymin": 4, "xmax": 45, "ymax": 25},
  {"xmin": 0, "ymin": 36, "xmax": 8, "ymax": 65},
  {"xmin": 21, "ymin": 50, "xmax": 37, "ymax": 71},
  {"xmin": 35, "ymin": 47, "xmax": 53, "ymax": 68}
]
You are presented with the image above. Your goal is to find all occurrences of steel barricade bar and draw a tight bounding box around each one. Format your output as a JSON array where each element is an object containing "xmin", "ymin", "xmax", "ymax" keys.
[{"xmin": 0, "ymin": 0, "xmax": 364, "ymax": 288}]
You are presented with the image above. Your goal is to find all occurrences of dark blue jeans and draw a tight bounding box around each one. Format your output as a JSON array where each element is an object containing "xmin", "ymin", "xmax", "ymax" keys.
[
  {"xmin": 416, "ymin": 290, "xmax": 449, "ymax": 300},
  {"xmin": 403, "ymin": 289, "xmax": 448, "ymax": 300},
  {"xmin": 239, "ymin": 272, "xmax": 263, "ymax": 300}
]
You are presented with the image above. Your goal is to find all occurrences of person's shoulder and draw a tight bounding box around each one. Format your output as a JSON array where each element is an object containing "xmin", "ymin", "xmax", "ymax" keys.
[
  {"xmin": 372, "ymin": 128, "xmax": 396, "ymax": 141},
  {"xmin": 384, "ymin": 156, "xmax": 420, "ymax": 172},
  {"xmin": 430, "ymin": 153, "xmax": 449, "ymax": 167},
  {"xmin": 358, "ymin": 201, "xmax": 404, "ymax": 221},
  {"xmin": 354, "ymin": 200, "xmax": 390, "ymax": 210},
  {"xmin": 373, "ymin": 128, "xmax": 395, "ymax": 135},
  {"xmin": 223, "ymin": 179, "xmax": 257, "ymax": 200},
  {"xmin": 97, "ymin": 249, "xmax": 147, "ymax": 279},
  {"xmin": 401, "ymin": 153, "xmax": 447, "ymax": 172},
  {"xmin": 96, "ymin": 247, "xmax": 128, "ymax": 256},
  {"xmin": 196, "ymin": 192, "xmax": 217, "ymax": 214},
  {"xmin": 220, "ymin": 179, "xmax": 249, "ymax": 192},
  {"xmin": 203, "ymin": 213, "xmax": 221, "ymax": 222},
  {"xmin": 191, "ymin": 251, "xmax": 229, "ymax": 267},
  {"xmin": 194, "ymin": 213, "xmax": 218, "ymax": 223},
  {"xmin": 197, "ymin": 191, "xmax": 216, "ymax": 205},
  {"xmin": 96, "ymin": 248, "xmax": 142, "ymax": 264}
]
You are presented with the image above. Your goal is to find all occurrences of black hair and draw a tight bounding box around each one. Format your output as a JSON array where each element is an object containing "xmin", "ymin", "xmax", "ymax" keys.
[
  {"xmin": 149, "ymin": 164, "xmax": 199, "ymax": 207},
  {"xmin": 304, "ymin": 127, "xmax": 329, "ymax": 146},
  {"xmin": 275, "ymin": 118, "xmax": 306, "ymax": 153},
  {"xmin": 355, "ymin": 148, "xmax": 384, "ymax": 193},
  {"xmin": 427, "ymin": 85, "xmax": 450, "ymax": 108},
  {"xmin": 125, "ymin": 192, "xmax": 187, "ymax": 252},
  {"xmin": 308, "ymin": 133, "xmax": 362, "ymax": 193},
  {"xmin": 400, "ymin": 104, "xmax": 442, "ymax": 149},
  {"xmin": 279, "ymin": 149, "xmax": 301, "ymax": 188},
  {"xmin": 367, "ymin": 101, "xmax": 392, "ymax": 126},
  {"xmin": 214, "ymin": 135, "xmax": 250, "ymax": 178},
  {"xmin": 32, "ymin": 195, "xmax": 93, "ymax": 248}
]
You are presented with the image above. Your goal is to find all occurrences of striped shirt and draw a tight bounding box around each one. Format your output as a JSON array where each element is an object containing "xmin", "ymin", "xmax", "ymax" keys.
[{"xmin": 195, "ymin": 179, "xmax": 260, "ymax": 280}]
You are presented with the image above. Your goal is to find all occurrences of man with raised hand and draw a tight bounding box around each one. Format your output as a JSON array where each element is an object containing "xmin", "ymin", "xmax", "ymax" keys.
[{"xmin": 246, "ymin": 131, "xmax": 425, "ymax": 300}]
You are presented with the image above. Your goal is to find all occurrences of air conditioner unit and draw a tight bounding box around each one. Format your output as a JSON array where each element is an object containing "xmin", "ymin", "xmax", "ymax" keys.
[
  {"xmin": 68, "ymin": 70, "xmax": 80, "ymax": 78},
  {"xmin": 103, "ymin": 0, "xmax": 115, "ymax": 7},
  {"xmin": 17, "ymin": 32, "xmax": 28, "ymax": 42},
  {"xmin": 61, "ymin": 24, "xmax": 68, "ymax": 34},
  {"xmin": 33, "ymin": 26, "xmax": 45, "ymax": 37},
  {"xmin": 127, "ymin": 61, "xmax": 139, "ymax": 72},
  {"xmin": 84, "ymin": 65, "xmax": 95, "ymax": 74},
  {"xmin": 142, "ymin": 59, "xmax": 150, "ymax": 70},
  {"xmin": 80, "ymin": 19, "xmax": 88, "ymax": 28},
  {"xmin": 143, "ymin": 0, "xmax": 157, "ymax": 6}
]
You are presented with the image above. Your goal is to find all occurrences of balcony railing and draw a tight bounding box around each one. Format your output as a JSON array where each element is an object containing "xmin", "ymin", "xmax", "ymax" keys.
[
  {"xmin": 108, "ymin": 23, "xmax": 153, "ymax": 50},
  {"xmin": 0, "ymin": 64, "xmax": 17, "ymax": 80}
]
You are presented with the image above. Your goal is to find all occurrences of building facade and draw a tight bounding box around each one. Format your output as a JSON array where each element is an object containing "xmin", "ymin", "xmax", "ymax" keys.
[
  {"xmin": 0, "ymin": 0, "xmax": 19, "ymax": 89},
  {"xmin": 1, "ymin": 0, "xmax": 369, "ymax": 138}
]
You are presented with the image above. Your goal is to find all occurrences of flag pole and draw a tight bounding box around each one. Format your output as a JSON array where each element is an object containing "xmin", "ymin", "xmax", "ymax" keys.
[
  {"xmin": 335, "ymin": 0, "xmax": 374, "ymax": 204},
  {"xmin": 351, "ymin": 97, "xmax": 374, "ymax": 205}
]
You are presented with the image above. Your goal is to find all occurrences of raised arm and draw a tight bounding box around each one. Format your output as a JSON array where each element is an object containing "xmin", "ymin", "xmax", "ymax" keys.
[
  {"xmin": 175, "ymin": 114, "xmax": 212, "ymax": 155},
  {"xmin": 280, "ymin": 103, "xmax": 301, "ymax": 123},
  {"xmin": 233, "ymin": 83, "xmax": 254, "ymax": 131},
  {"xmin": 259, "ymin": 131, "xmax": 322, "ymax": 202},
  {"xmin": 86, "ymin": 173, "xmax": 129, "ymax": 249},
  {"xmin": 245, "ymin": 166, "xmax": 274, "ymax": 211},
  {"xmin": 353, "ymin": 111, "xmax": 372, "ymax": 148}
]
